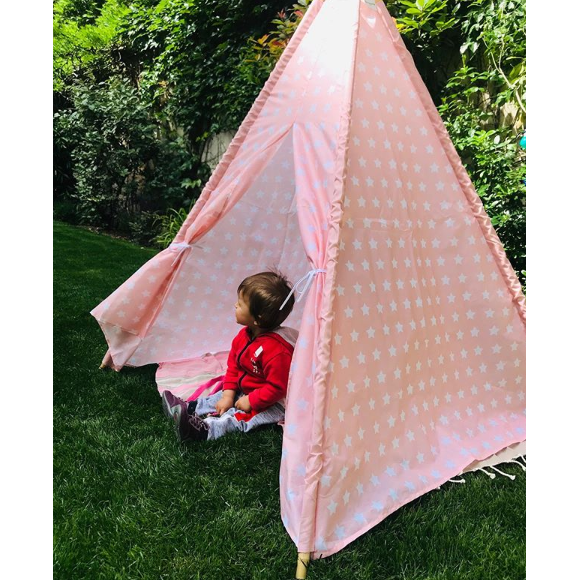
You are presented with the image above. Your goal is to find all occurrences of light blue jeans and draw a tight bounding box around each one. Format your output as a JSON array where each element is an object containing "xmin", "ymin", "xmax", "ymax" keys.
[{"xmin": 195, "ymin": 391, "xmax": 285, "ymax": 441}]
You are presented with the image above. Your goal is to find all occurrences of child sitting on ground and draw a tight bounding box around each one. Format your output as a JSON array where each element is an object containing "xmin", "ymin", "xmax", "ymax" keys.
[{"xmin": 161, "ymin": 270, "xmax": 298, "ymax": 442}]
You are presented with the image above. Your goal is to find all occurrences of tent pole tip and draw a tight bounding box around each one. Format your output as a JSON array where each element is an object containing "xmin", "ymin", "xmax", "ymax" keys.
[{"xmin": 295, "ymin": 552, "xmax": 310, "ymax": 579}]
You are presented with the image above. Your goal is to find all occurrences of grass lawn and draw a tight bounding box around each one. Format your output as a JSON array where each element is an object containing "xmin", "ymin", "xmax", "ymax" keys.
[{"xmin": 53, "ymin": 221, "xmax": 525, "ymax": 580}]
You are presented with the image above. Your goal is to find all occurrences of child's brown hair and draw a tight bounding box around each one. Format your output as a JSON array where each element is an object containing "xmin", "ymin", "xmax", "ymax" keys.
[{"xmin": 237, "ymin": 270, "xmax": 295, "ymax": 330}]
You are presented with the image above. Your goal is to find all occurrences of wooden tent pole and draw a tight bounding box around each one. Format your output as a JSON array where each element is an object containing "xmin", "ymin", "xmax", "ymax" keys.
[{"xmin": 295, "ymin": 552, "xmax": 311, "ymax": 579}]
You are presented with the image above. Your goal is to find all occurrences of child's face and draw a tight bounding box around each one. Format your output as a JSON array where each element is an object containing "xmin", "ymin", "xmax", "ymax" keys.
[{"xmin": 235, "ymin": 292, "xmax": 256, "ymax": 327}]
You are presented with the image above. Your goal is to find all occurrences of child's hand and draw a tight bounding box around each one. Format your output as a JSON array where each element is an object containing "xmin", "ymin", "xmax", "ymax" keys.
[
  {"xmin": 215, "ymin": 392, "xmax": 235, "ymax": 416},
  {"xmin": 235, "ymin": 395, "xmax": 252, "ymax": 412}
]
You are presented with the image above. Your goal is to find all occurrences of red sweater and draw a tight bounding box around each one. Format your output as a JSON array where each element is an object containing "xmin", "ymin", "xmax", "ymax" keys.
[{"xmin": 223, "ymin": 327, "xmax": 297, "ymax": 412}]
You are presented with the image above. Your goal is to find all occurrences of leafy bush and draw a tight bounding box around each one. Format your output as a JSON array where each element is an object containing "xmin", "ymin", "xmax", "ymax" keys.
[
  {"xmin": 153, "ymin": 206, "xmax": 191, "ymax": 249},
  {"xmin": 438, "ymin": 0, "xmax": 526, "ymax": 282},
  {"xmin": 128, "ymin": 211, "xmax": 163, "ymax": 246},
  {"xmin": 54, "ymin": 78, "xmax": 194, "ymax": 232}
]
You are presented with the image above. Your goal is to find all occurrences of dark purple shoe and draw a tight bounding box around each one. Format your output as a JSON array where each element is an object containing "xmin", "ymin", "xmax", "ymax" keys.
[
  {"xmin": 161, "ymin": 390, "xmax": 186, "ymax": 420},
  {"xmin": 173, "ymin": 407, "xmax": 209, "ymax": 443}
]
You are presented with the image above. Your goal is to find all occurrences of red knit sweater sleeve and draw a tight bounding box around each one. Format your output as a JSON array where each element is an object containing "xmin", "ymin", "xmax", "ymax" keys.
[{"xmin": 247, "ymin": 351, "xmax": 292, "ymax": 412}]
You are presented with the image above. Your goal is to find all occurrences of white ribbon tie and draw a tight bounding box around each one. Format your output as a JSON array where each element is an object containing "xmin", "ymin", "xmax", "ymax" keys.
[{"xmin": 279, "ymin": 269, "xmax": 326, "ymax": 311}]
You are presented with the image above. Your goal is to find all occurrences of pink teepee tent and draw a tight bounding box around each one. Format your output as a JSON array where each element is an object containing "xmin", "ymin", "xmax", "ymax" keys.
[{"xmin": 92, "ymin": 0, "xmax": 525, "ymax": 570}]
